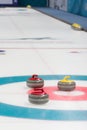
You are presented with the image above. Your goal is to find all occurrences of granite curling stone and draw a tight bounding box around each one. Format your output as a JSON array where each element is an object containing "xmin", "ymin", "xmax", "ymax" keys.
[
  {"xmin": 57, "ymin": 76, "xmax": 76, "ymax": 91},
  {"xmin": 27, "ymin": 74, "xmax": 44, "ymax": 88},
  {"xmin": 29, "ymin": 88, "xmax": 49, "ymax": 104},
  {"xmin": 71, "ymin": 23, "xmax": 82, "ymax": 31}
]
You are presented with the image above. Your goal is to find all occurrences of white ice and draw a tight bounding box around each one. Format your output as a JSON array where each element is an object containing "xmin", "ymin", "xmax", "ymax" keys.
[{"xmin": 0, "ymin": 7, "xmax": 87, "ymax": 130}]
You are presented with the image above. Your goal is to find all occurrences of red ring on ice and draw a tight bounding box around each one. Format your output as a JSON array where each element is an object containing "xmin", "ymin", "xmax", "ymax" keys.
[
  {"xmin": 28, "ymin": 86, "xmax": 87, "ymax": 101},
  {"xmin": 44, "ymin": 86, "xmax": 87, "ymax": 101}
]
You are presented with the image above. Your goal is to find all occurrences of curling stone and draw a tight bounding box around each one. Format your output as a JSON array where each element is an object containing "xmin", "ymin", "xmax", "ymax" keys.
[
  {"xmin": 57, "ymin": 76, "xmax": 76, "ymax": 91},
  {"xmin": 26, "ymin": 74, "xmax": 44, "ymax": 88},
  {"xmin": 71, "ymin": 23, "xmax": 82, "ymax": 30},
  {"xmin": 29, "ymin": 88, "xmax": 49, "ymax": 104},
  {"xmin": 27, "ymin": 5, "xmax": 31, "ymax": 8}
]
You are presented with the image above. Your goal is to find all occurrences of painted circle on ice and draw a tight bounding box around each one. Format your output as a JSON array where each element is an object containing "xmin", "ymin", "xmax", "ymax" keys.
[
  {"xmin": 28, "ymin": 86, "xmax": 87, "ymax": 100},
  {"xmin": 0, "ymin": 75, "xmax": 87, "ymax": 121}
]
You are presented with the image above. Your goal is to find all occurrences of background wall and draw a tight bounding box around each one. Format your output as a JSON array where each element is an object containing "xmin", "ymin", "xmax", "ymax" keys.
[
  {"xmin": 49, "ymin": 0, "xmax": 67, "ymax": 11},
  {"xmin": 49, "ymin": 0, "xmax": 87, "ymax": 17},
  {"xmin": 0, "ymin": 0, "xmax": 17, "ymax": 6},
  {"xmin": 80, "ymin": 0, "xmax": 87, "ymax": 17},
  {"xmin": 68, "ymin": 0, "xmax": 87, "ymax": 17},
  {"xmin": 18, "ymin": 0, "xmax": 47, "ymax": 7}
]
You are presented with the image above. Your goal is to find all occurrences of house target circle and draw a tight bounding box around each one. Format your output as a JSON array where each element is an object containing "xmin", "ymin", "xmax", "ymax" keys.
[{"xmin": 0, "ymin": 75, "xmax": 87, "ymax": 121}]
